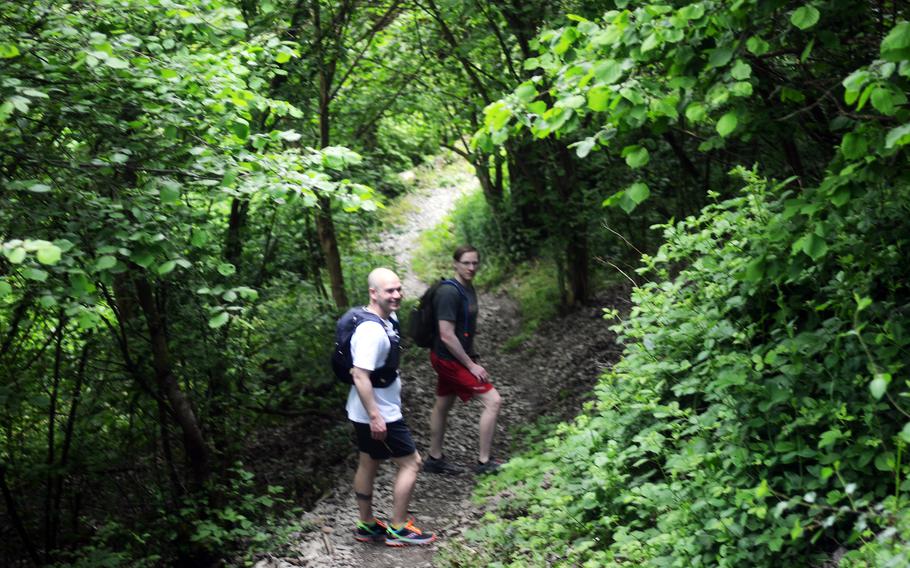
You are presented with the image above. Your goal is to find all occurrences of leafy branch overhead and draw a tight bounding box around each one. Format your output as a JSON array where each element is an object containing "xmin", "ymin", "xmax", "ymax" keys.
[{"xmin": 477, "ymin": 1, "xmax": 910, "ymax": 213}]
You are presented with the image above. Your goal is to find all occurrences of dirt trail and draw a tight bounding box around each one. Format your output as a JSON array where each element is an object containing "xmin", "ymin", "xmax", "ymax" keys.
[{"xmin": 251, "ymin": 164, "xmax": 623, "ymax": 568}]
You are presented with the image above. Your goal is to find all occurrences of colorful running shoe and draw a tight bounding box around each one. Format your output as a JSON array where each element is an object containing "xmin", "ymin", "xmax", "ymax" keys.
[
  {"xmin": 385, "ymin": 519, "xmax": 437, "ymax": 547},
  {"xmin": 354, "ymin": 518, "xmax": 387, "ymax": 543}
]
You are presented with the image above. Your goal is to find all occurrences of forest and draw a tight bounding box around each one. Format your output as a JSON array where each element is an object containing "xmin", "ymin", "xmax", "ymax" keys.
[{"xmin": 1, "ymin": 0, "xmax": 909, "ymax": 566}]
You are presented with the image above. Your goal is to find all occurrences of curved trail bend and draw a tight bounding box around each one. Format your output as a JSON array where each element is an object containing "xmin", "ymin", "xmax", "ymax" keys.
[{"xmin": 254, "ymin": 163, "xmax": 622, "ymax": 568}]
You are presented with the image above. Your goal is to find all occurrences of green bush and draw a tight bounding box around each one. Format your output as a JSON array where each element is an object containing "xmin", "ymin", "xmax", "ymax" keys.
[
  {"xmin": 54, "ymin": 465, "xmax": 295, "ymax": 567},
  {"xmin": 455, "ymin": 165, "xmax": 910, "ymax": 566}
]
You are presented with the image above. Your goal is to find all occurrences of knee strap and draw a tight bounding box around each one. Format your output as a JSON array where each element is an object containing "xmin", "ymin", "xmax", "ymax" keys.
[{"xmin": 355, "ymin": 491, "xmax": 372, "ymax": 502}]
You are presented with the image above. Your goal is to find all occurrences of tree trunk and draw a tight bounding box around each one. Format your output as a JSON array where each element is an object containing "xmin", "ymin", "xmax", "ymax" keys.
[
  {"xmin": 133, "ymin": 277, "xmax": 210, "ymax": 487},
  {"xmin": 1, "ymin": 464, "xmax": 41, "ymax": 566},
  {"xmin": 315, "ymin": 31, "xmax": 348, "ymax": 308},
  {"xmin": 225, "ymin": 198, "xmax": 249, "ymax": 269},
  {"xmin": 554, "ymin": 144, "xmax": 588, "ymax": 305},
  {"xmin": 44, "ymin": 315, "xmax": 65, "ymax": 554},
  {"xmin": 315, "ymin": 195, "xmax": 348, "ymax": 307}
]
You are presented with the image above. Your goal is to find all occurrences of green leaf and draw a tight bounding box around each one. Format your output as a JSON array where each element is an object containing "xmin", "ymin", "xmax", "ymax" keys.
[
  {"xmin": 746, "ymin": 36, "xmax": 770, "ymax": 56},
  {"xmin": 685, "ymin": 102, "xmax": 706, "ymax": 123},
  {"xmin": 320, "ymin": 146, "xmax": 362, "ymax": 170},
  {"xmin": 527, "ymin": 101, "xmax": 547, "ymax": 115},
  {"xmin": 557, "ymin": 95, "xmax": 586, "ymax": 109},
  {"xmin": 856, "ymin": 83, "xmax": 875, "ymax": 111},
  {"xmin": 208, "ymin": 311, "xmax": 230, "ymax": 329},
  {"xmin": 104, "ymin": 57, "xmax": 130, "ymax": 69},
  {"xmin": 157, "ymin": 261, "xmax": 177, "ymax": 275},
  {"xmin": 730, "ymin": 60, "xmax": 752, "ymax": 80},
  {"xmin": 130, "ymin": 251, "xmax": 154, "ymax": 268},
  {"xmin": 0, "ymin": 43, "xmax": 20, "ymax": 58},
  {"xmin": 0, "ymin": 280, "xmax": 11, "ymax": 298},
  {"xmin": 885, "ymin": 123, "xmax": 910, "ymax": 149},
  {"xmin": 36, "ymin": 244, "xmax": 62, "ymax": 265},
  {"xmin": 881, "ymin": 22, "xmax": 910, "ymax": 62},
  {"xmin": 900, "ymin": 423, "xmax": 910, "ymax": 444},
  {"xmin": 623, "ymin": 145, "xmax": 650, "ymax": 168},
  {"xmin": 840, "ymin": 132, "xmax": 867, "ymax": 160},
  {"xmin": 790, "ymin": 5, "xmax": 820, "ymax": 30},
  {"xmin": 275, "ymin": 51, "xmax": 291, "ymax": 64},
  {"xmin": 232, "ymin": 121, "xmax": 250, "ymax": 140},
  {"xmin": 6, "ymin": 247, "xmax": 27, "ymax": 264},
  {"xmin": 716, "ymin": 112, "xmax": 738, "ymax": 137},
  {"xmin": 191, "ymin": 231, "xmax": 209, "ymax": 247},
  {"xmin": 801, "ymin": 233, "xmax": 828, "ymax": 260},
  {"xmin": 217, "ymin": 262, "xmax": 236, "ymax": 276},
  {"xmin": 818, "ymin": 429, "xmax": 843, "ymax": 449},
  {"xmin": 28, "ymin": 183, "xmax": 52, "ymax": 193},
  {"xmin": 641, "ymin": 32, "xmax": 660, "ymax": 53},
  {"xmin": 831, "ymin": 186, "xmax": 851, "ymax": 207},
  {"xmin": 160, "ymin": 182, "xmax": 181, "ymax": 204},
  {"xmin": 678, "ymin": 3, "xmax": 705, "ymax": 20},
  {"xmin": 484, "ymin": 101, "xmax": 512, "ymax": 131},
  {"xmin": 96, "ymin": 255, "xmax": 117, "ymax": 270},
  {"xmin": 626, "ymin": 182, "xmax": 650, "ymax": 204},
  {"xmin": 870, "ymin": 373, "xmax": 891, "ymax": 400},
  {"xmin": 593, "ymin": 60, "xmax": 623, "ymax": 84},
  {"xmin": 279, "ymin": 130, "xmax": 301, "ymax": 142},
  {"xmin": 574, "ymin": 137, "xmax": 596, "ymax": 158},
  {"xmin": 587, "ymin": 86, "xmax": 610, "ymax": 111},
  {"xmin": 23, "ymin": 268, "xmax": 48, "ymax": 282},
  {"xmin": 708, "ymin": 47, "xmax": 733, "ymax": 68},
  {"xmin": 236, "ymin": 286, "xmax": 259, "ymax": 300},
  {"xmin": 875, "ymin": 452, "xmax": 895, "ymax": 472},
  {"xmin": 743, "ymin": 258, "xmax": 765, "ymax": 282},
  {"xmin": 854, "ymin": 293, "xmax": 873, "ymax": 312},
  {"xmin": 515, "ymin": 82, "xmax": 538, "ymax": 103}
]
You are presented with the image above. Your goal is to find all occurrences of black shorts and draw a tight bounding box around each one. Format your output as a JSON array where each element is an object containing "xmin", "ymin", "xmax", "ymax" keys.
[{"xmin": 351, "ymin": 419, "xmax": 416, "ymax": 460}]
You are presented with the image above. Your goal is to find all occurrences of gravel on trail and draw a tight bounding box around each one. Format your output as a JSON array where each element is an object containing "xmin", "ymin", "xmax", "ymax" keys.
[{"xmin": 248, "ymin": 168, "xmax": 627, "ymax": 568}]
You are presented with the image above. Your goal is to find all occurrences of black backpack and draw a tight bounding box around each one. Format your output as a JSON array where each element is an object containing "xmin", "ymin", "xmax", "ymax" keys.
[
  {"xmin": 407, "ymin": 279, "xmax": 468, "ymax": 348},
  {"xmin": 331, "ymin": 307, "xmax": 400, "ymax": 388}
]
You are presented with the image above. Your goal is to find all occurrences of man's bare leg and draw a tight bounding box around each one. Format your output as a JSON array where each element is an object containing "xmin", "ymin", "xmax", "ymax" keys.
[
  {"xmin": 353, "ymin": 452, "xmax": 380, "ymax": 522},
  {"xmin": 389, "ymin": 452, "xmax": 422, "ymax": 525},
  {"xmin": 476, "ymin": 388, "xmax": 502, "ymax": 463},
  {"xmin": 429, "ymin": 394, "xmax": 456, "ymax": 459}
]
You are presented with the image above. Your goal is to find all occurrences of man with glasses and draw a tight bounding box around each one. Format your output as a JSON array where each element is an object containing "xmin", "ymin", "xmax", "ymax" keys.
[
  {"xmin": 424, "ymin": 245, "xmax": 503, "ymax": 475},
  {"xmin": 347, "ymin": 268, "xmax": 436, "ymax": 546}
]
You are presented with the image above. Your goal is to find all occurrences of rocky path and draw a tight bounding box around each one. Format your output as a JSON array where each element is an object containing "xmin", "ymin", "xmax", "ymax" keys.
[{"xmin": 250, "ymin": 164, "xmax": 625, "ymax": 568}]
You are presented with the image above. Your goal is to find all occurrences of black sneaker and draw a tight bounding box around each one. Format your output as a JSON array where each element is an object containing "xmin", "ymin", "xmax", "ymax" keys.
[
  {"xmin": 473, "ymin": 459, "xmax": 502, "ymax": 475},
  {"xmin": 423, "ymin": 454, "xmax": 464, "ymax": 475},
  {"xmin": 354, "ymin": 519, "xmax": 387, "ymax": 543}
]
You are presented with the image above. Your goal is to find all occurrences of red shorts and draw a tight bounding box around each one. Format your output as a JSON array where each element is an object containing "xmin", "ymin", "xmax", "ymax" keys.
[{"xmin": 430, "ymin": 351, "xmax": 494, "ymax": 402}]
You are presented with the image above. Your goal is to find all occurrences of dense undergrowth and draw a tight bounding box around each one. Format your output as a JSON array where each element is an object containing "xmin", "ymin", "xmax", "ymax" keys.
[{"xmin": 438, "ymin": 162, "xmax": 910, "ymax": 566}]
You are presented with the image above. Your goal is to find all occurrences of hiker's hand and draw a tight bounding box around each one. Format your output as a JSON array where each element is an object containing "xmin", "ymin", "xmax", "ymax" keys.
[
  {"xmin": 469, "ymin": 362, "xmax": 489, "ymax": 382},
  {"xmin": 370, "ymin": 415, "xmax": 387, "ymax": 440}
]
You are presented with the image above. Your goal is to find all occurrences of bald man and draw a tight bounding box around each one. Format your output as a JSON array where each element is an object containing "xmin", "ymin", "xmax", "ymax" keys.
[{"xmin": 346, "ymin": 268, "xmax": 436, "ymax": 547}]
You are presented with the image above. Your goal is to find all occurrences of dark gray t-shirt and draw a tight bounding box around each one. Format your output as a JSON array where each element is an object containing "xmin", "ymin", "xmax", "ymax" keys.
[{"xmin": 432, "ymin": 281, "xmax": 478, "ymax": 361}]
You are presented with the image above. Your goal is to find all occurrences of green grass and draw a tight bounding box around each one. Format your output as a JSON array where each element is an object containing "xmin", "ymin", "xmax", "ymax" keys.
[{"xmin": 495, "ymin": 259, "xmax": 562, "ymax": 350}]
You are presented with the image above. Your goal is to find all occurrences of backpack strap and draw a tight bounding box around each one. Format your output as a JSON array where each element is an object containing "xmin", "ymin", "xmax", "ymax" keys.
[
  {"xmin": 351, "ymin": 307, "xmax": 400, "ymax": 388},
  {"xmin": 440, "ymin": 279, "xmax": 471, "ymax": 338}
]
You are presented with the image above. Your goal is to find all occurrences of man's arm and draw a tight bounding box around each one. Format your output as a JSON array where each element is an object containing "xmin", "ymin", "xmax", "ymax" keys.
[
  {"xmin": 438, "ymin": 319, "xmax": 488, "ymax": 381},
  {"xmin": 352, "ymin": 367, "xmax": 386, "ymax": 440}
]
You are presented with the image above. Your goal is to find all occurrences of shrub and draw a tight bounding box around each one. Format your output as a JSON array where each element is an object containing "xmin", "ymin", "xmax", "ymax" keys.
[{"xmin": 457, "ymin": 166, "xmax": 910, "ymax": 566}]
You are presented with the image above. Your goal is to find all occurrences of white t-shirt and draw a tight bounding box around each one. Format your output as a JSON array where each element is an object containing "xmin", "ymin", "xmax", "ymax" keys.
[{"xmin": 345, "ymin": 312, "xmax": 403, "ymax": 424}]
